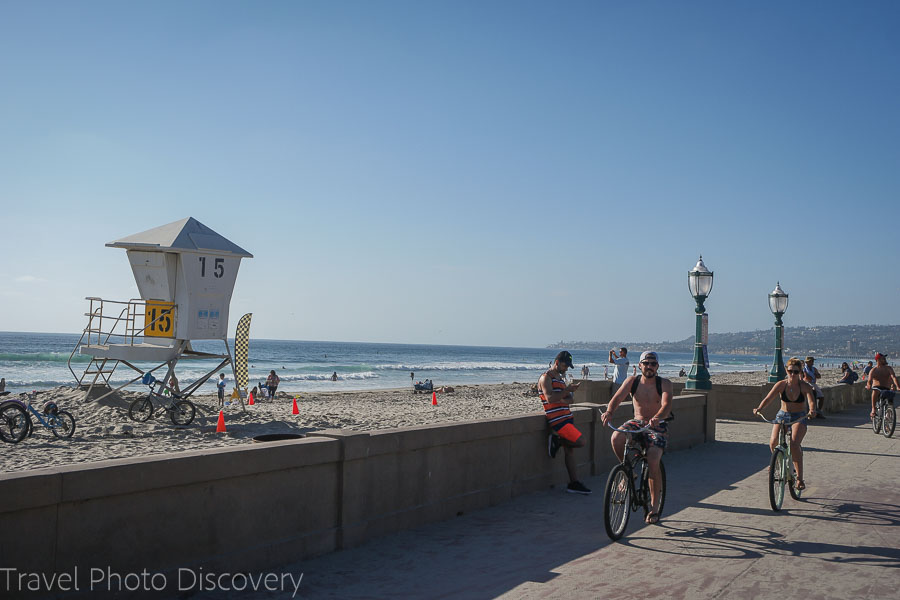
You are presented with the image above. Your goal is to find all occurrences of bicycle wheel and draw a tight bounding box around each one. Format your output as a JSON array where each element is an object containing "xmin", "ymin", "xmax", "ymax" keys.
[
  {"xmin": 170, "ymin": 400, "xmax": 196, "ymax": 426},
  {"xmin": 129, "ymin": 398, "xmax": 153, "ymax": 422},
  {"xmin": 50, "ymin": 410, "xmax": 76, "ymax": 439},
  {"xmin": 769, "ymin": 449, "xmax": 786, "ymax": 512},
  {"xmin": 788, "ymin": 460, "xmax": 802, "ymax": 501},
  {"xmin": 641, "ymin": 458, "xmax": 667, "ymax": 521},
  {"xmin": 603, "ymin": 465, "xmax": 632, "ymax": 541},
  {"xmin": 0, "ymin": 402, "xmax": 29, "ymax": 444},
  {"xmin": 872, "ymin": 405, "xmax": 882, "ymax": 434},
  {"xmin": 882, "ymin": 404, "xmax": 896, "ymax": 438}
]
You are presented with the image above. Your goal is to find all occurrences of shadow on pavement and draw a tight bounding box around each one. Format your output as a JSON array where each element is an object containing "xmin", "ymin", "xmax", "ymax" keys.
[{"xmin": 620, "ymin": 517, "xmax": 900, "ymax": 566}]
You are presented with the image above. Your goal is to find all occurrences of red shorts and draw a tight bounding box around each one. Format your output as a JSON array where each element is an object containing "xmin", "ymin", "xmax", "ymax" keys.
[{"xmin": 551, "ymin": 421, "xmax": 582, "ymax": 443}]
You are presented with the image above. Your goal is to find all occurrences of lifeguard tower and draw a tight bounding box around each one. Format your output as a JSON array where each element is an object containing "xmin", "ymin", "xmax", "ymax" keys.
[{"xmin": 68, "ymin": 217, "xmax": 253, "ymax": 402}]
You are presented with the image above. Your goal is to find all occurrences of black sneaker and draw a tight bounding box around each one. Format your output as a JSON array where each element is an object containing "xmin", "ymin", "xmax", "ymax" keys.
[
  {"xmin": 567, "ymin": 481, "xmax": 591, "ymax": 495},
  {"xmin": 548, "ymin": 434, "xmax": 561, "ymax": 458}
]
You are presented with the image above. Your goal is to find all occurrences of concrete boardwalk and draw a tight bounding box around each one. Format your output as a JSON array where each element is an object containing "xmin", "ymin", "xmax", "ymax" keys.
[{"xmin": 218, "ymin": 403, "xmax": 899, "ymax": 599}]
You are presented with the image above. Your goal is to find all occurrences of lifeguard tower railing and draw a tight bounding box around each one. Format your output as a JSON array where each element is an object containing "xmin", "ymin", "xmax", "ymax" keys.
[
  {"xmin": 68, "ymin": 296, "xmax": 236, "ymax": 404},
  {"xmin": 68, "ymin": 297, "xmax": 179, "ymax": 389}
]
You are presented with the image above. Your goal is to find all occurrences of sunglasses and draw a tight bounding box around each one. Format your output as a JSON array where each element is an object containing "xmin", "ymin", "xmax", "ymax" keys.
[
  {"xmin": 641, "ymin": 361, "xmax": 659, "ymax": 367},
  {"xmin": 787, "ymin": 369, "xmax": 801, "ymax": 374}
]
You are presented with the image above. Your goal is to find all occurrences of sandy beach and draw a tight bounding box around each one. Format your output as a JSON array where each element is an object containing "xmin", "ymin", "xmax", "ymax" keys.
[{"xmin": 0, "ymin": 368, "xmax": 847, "ymax": 474}]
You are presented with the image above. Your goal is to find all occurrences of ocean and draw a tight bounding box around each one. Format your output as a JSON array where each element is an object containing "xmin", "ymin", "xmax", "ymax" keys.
[{"xmin": 0, "ymin": 331, "xmax": 791, "ymax": 396}]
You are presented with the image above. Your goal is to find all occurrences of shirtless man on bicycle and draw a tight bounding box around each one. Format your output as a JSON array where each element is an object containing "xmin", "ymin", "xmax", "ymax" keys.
[
  {"xmin": 866, "ymin": 352, "xmax": 899, "ymax": 417},
  {"xmin": 600, "ymin": 351, "xmax": 673, "ymax": 524}
]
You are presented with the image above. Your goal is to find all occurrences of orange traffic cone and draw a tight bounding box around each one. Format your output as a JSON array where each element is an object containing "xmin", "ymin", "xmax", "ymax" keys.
[
  {"xmin": 248, "ymin": 392, "xmax": 254, "ymax": 406},
  {"xmin": 292, "ymin": 397, "xmax": 300, "ymax": 415},
  {"xmin": 432, "ymin": 391, "xmax": 438, "ymax": 406},
  {"xmin": 216, "ymin": 410, "xmax": 226, "ymax": 433}
]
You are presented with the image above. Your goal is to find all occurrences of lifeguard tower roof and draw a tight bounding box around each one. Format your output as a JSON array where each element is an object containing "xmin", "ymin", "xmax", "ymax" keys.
[{"xmin": 106, "ymin": 217, "xmax": 253, "ymax": 258}]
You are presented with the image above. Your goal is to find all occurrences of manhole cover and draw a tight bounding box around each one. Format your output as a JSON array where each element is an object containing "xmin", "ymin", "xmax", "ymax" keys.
[{"xmin": 252, "ymin": 433, "xmax": 306, "ymax": 443}]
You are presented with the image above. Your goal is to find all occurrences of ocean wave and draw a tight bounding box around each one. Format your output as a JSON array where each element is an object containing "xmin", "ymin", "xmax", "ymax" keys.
[
  {"xmin": 372, "ymin": 362, "xmax": 545, "ymax": 372},
  {"xmin": 0, "ymin": 352, "xmax": 91, "ymax": 363}
]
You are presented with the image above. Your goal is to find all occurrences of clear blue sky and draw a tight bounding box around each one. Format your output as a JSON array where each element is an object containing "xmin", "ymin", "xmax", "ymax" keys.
[{"xmin": 1, "ymin": 1, "xmax": 898, "ymax": 347}]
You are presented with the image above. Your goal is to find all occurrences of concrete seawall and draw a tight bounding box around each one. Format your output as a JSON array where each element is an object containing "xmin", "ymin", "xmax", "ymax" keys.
[{"xmin": 0, "ymin": 382, "xmax": 869, "ymax": 596}]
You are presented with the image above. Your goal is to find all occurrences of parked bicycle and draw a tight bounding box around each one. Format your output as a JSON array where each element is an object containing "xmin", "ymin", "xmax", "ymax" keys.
[
  {"xmin": 871, "ymin": 387, "xmax": 896, "ymax": 438},
  {"xmin": 756, "ymin": 413, "xmax": 803, "ymax": 511},
  {"xmin": 0, "ymin": 391, "xmax": 75, "ymax": 442},
  {"xmin": 129, "ymin": 374, "xmax": 196, "ymax": 426},
  {"xmin": 0, "ymin": 400, "xmax": 29, "ymax": 443},
  {"xmin": 602, "ymin": 418, "xmax": 671, "ymax": 541}
]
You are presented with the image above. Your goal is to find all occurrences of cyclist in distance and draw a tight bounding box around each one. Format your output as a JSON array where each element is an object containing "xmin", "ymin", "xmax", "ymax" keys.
[
  {"xmin": 600, "ymin": 350, "xmax": 673, "ymax": 524},
  {"xmin": 866, "ymin": 352, "xmax": 899, "ymax": 417},
  {"xmin": 753, "ymin": 357, "xmax": 816, "ymax": 491}
]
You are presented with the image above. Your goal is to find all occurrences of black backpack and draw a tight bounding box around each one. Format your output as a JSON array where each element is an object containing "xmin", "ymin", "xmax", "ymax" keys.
[{"xmin": 630, "ymin": 375, "xmax": 663, "ymax": 397}]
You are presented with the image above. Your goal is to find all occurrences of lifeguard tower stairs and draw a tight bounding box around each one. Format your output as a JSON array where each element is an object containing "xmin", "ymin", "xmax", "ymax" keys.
[{"xmin": 68, "ymin": 218, "xmax": 253, "ymax": 402}]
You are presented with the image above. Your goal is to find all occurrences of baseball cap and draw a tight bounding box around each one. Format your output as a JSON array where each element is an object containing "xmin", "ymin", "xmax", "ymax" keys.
[
  {"xmin": 639, "ymin": 351, "xmax": 659, "ymax": 363},
  {"xmin": 875, "ymin": 352, "xmax": 886, "ymax": 361},
  {"xmin": 555, "ymin": 350, "xmax": 574, "ymax": 368},
  {"xmin": 805, "ymin": 356, "xmax": 815, "ymax": 362}
]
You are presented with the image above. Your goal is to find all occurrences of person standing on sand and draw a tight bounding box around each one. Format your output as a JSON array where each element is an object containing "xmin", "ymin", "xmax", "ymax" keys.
[
  {"xmin": 866, "ymin": 353, "xmax": 899, "ymax": 417},
  {"xmin": 581, "ymin": 365, "xmax": 589, "ymax": 380},
  {"xmin": 541, "ymin": 351, "xmax": 590, "ymax": 495},
  {"xmin": 217, "ymin": 373, "xmax": 227, "ymax": 408},
  {"xmin": 609, "ymin": 348, "xmax": 629, "ymax": 389},
  {"xmin": 266, "ymin": 370, "xmax": 280, "ymax": 400}
]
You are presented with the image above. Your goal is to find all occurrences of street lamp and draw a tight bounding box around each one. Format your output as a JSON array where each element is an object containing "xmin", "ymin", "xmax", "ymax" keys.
[
  {"xmin": 767, "ymin": 282, "xmax": 789, "ymax": 383},
  {"xmin": 686, "ymin": 256, "xmax": 713, "ymax": 390}
]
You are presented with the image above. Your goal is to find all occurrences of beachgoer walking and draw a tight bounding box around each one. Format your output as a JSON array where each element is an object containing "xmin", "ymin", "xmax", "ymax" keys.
[
  {"xmin": 410, "ymin": 372, "xmax": 414, "ymax": 384},
  {"xmin": 581, "ymin": 365, "xmax": 589, "ymax": 380},
  {"xmin": 753, "ymin": 357, "xmax": 816, "ymax": 491},
  {"xmin": 802, "ymin": 356, "xmax": 825, "ymax": 418},
  {"xmin": 866, "ymin": 353, "xmax": 899, "ymax": 418},
  {"xmin": 609, "ymin": 347, "xmax": 629, "ymax": 388},
  {"xmin": 601, "ymin": 351, "xmax": 673, "ymax": 523},
  {"xmin": 541, "ymin": 351, "xmax": 590, "ymax": 495},
  {"xmin": 217, "ymin": 373, "xmax": 227, "ymax": 408},
  {"xmin": 266, "ymin": 370, "xmax": 280, "ymax": 400},
  {"xmin": 0, "ymin": 377, "xmax": 5, "ymax": 393},
  {"xmin": 332, "ymin": 371, "xmax": 338, "ymax": 382}
]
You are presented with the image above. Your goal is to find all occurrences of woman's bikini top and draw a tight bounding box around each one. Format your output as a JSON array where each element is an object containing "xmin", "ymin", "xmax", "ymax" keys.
[{"xmin": 781, "ymin": 384, "xmax": 804, "ymax": 404}]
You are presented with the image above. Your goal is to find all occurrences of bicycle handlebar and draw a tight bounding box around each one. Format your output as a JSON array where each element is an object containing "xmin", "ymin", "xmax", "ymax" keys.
[{"xmin": 755, "ymin": 412, "xmax": 810, "ymax": 425}]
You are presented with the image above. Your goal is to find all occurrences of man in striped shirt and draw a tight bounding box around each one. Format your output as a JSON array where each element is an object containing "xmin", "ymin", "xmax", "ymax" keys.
[{"xmin": 541, "ymin": 351, "xmax": 590, "ymax": 494}]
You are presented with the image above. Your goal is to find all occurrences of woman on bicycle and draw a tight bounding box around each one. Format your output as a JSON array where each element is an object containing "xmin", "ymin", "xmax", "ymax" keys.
[{"xmin": 753, "ymin": 357, "xmax": 817, "ymax": 490}]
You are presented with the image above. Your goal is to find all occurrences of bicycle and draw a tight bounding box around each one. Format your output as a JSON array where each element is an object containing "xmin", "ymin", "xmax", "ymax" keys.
[
  {"xmin": 871, "ymin": 387, "xmax": 896, "ymax": 438},
  {"xmin": 1, "ymin": 391, "xmax": 75, "ymax": 441},
  {"xmin": 602, "ymin": 418, "xmax": 671, "ymax": 541},
  {"xmin": 128, "ymin": 375, "xmax": 196, "ymax": 426},
  {"xmin": 756, "ymin": 413, "xmax": 805, "ymax": 511}
]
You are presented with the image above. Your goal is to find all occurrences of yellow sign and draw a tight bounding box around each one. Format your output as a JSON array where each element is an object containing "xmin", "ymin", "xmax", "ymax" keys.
[{"xmin": 144, "ymin": 301, "xmax": 175, "ymax": 338}]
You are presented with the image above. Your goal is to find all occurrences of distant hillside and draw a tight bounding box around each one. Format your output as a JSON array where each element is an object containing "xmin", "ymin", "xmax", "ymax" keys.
[{"xmin": 550, "ymin": 325, "xmax": 900, "ymax": 358}]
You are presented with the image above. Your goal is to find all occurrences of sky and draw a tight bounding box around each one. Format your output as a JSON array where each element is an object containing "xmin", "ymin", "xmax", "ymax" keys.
[{"xmin": 1, "ymin": 1, "xmax": 898, "ymax": 348}]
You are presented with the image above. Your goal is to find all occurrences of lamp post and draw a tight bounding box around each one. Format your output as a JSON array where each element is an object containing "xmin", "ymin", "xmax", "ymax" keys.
[
  {"xmin": 686, "ymin": 256, "xmax": 713, "ymax": 390},
  {"xmin": 767, "ymin": 282, "xmax": 789, "ymax": 383}
]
